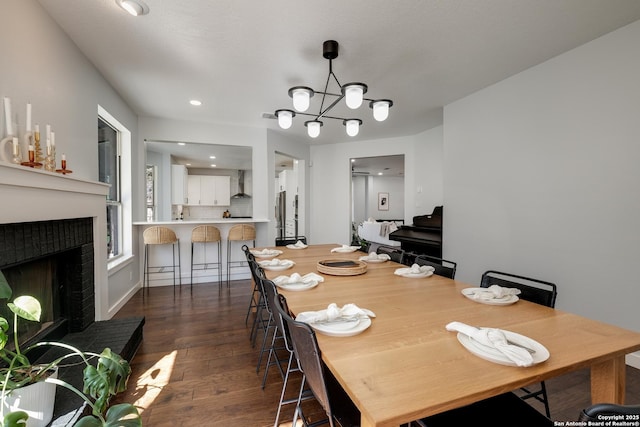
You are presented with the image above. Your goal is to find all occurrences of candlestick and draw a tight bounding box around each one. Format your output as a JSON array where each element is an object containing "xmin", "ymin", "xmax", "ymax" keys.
[
  {"xmin": 26, "ymin": 102, "xmax": 32, "ymax": 132},
  {"xmin": 11, "ymin": 137, "xmax": 21, "ymax": 165},
  {"xmin": 3, "ymin": 97, "xmax": 13, "ymax": 136},
  {"xmin": 61, "ymin": 154, "xmax": 67, "ymax": 170},
  {"xmin": 28, "ymin": 145, "xmax": 34, "ymax": 163}
]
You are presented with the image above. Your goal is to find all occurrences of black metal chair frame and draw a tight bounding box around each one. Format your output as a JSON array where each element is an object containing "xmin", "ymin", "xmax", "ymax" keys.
[
  {"xmin": 413, "ymin": 255, "xmax": 457, "ymax": 279},
  {"xmin": 579, "ymin": 403, "xmax": 640, "ymax": 422},
  {"xmin": 272, "ymin": 295, "xmax": 359, "ymax": 427},
  {"xmin": 480, "ymin": 270, "xmax": 558, "ymax": 418},
  {"xmin": 376, "ymin": 245, "xmax": 405, "ymax": 264}
]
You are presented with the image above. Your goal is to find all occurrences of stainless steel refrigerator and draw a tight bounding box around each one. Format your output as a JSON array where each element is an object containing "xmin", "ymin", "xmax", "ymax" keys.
[{"xmin": 275, "ymin": 190, "xmax": 286, "ymax": 240}]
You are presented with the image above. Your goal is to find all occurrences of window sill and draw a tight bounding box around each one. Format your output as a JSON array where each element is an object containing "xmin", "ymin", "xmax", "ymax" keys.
[{"xmin": 108, "ymin": 253, "xmax": 134, "ymax": 275}]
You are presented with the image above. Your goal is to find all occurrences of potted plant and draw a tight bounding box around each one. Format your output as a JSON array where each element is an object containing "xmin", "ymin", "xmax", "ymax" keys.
[{"xmin": 0, "ymin": 271, "xmax": 141, "ymax": 427}]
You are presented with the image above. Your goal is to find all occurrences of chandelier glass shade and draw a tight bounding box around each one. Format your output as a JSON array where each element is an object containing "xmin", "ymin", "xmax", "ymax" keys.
[{"xmin": 274, "ymin": 40, "xmax": 393, "ymax": 138}]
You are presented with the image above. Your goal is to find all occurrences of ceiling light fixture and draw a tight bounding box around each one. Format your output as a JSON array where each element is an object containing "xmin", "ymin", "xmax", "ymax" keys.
[
  {"xmin": 116, "ymin": 0, "xmax": 149, "ymax": 16},
  {"xmin": 273, "ymin": 40, "xmax": 393, "ymax": 139},
  {"xmin": 190, "ymin": 99, "xmax": 202, "ymax": 106}
]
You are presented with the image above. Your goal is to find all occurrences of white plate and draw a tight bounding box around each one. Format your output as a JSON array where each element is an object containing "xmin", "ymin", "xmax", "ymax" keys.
[
  {"xmin": 276, "ymin": 281, "xmax": 320, "ymax": 291},
  {"xmin": 286, "ymin": 244, "xmax": 307, "ymax": 250},
  {"xmin": 359, "ymin": 257, "xmax": 388, "ymax": 263},
  {"xmin": 457, "ymin": 328, "xmax": 550, "ymax": 367},
  {"xmin": 461, "ymin": 288, "xmax": 519, "ymax": 306},
  {"xmin": 310, "ymin": 317, "xmax": 372, "ymax": 337},
  {"xmin": 401, "ymin": 270, "xmax": 434, "ymax": 278},
  {"xmin": 331, "ymin": 247, "xmax": 358, "ymax": 253},
  {"xmin": 251, "ymin": 249, "xmax": 283, "ymax": 258},
  {"xmin": 258, "ymin": 260, "xmax": 295, "ymax": 271}
]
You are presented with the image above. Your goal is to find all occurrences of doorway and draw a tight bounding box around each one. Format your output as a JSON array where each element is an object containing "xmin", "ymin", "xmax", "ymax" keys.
[
  {"xmin": 351, "ymin": 155, "xmax": 405, "ymax": 243},
  {"xmin": 275, "ymin": 152, "xmax": 305, "ymax": 244}
]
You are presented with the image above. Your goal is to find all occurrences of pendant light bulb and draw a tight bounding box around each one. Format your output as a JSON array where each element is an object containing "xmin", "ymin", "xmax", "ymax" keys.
[
  {"xmin": 289, "ymin": 86, "xmax": 314, "ymax": 112},
  {"xmin": 343, "ymin": 119, "xmax": 362, "ymax": 137},
  {"xmin": 275, "ymin": 109, "xmax": 295, "ymax": 129},
  {"xmin": 342, "ymin": 83, "xmax": 368, "ymax": 109},
  {"xmin": 370, "ymin": 99, "xmax": 393, "ymax": 122},
  {"xmin": 305, "ymin": 120, "xmax": 323, "ymax": 138}
]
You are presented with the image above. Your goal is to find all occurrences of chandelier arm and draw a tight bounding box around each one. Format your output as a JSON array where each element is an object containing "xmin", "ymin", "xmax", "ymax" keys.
[
  {"xmin": 316, "ymin": 95, "xmax": 345, "ymax": 120},
  {"xmin": 289, "ymin": 111, "xmax": 351, "ymax": 122}
]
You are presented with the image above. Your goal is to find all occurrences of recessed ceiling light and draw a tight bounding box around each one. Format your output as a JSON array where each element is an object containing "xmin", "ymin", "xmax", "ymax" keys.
[
  {"xmin": 210, "ymin": 164, "xmax": 217, "ymax": 168},
  {"xmin": 190, "ymin": 100, "xmax": 202, "ymax": 106},
  {"xmin": 116, "ymin": 0, "xmax": 149, "ymax": 16},
  {"xmin": 378, "ymin": 172, "xmax": 383, "ymax": 176},
  {"xmin": 178, "ymin": 142, "xmax": 185, "ymax": 146},
  {"xmin": 186, "ymin": 163, "xmax": 191, "ymax": 166},
  {"xmin": 209, "ymin": 155, "xmax": 216, "ymax": 159}
]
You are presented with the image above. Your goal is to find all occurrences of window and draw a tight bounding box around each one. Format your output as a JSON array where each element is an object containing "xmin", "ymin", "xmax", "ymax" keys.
[
  {"xmin": 146, "ymin": 165, "xmax": 156, "ymax": 222},
  {"xmin": 98, "ymin": 105, "xmax": 132, "ymax": 268},
  {"xmin": 99, "ymin": 118, "xmax": 121, "ymax": 259}
]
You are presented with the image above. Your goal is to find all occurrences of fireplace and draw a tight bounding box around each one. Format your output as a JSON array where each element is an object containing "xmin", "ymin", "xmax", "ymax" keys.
[{"xmin": 0, "ymin": 218, "xmax": 95, "ymax": 347}]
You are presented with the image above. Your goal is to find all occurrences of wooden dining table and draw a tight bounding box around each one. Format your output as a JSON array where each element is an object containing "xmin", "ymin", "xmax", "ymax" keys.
[{"xmin": 261, "ymin": 244, "xmax": 640, "ymax": 427}]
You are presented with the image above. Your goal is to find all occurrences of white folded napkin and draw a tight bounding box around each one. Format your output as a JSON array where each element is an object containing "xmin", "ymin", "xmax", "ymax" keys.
[
  {"xmin": 296, "ymin": 303, "xmax": 376, "ymax": 324},
  {"xmin": 359, "ymin": 252, "xmax": 391, "ymax": 261},
  {"xmin": 259, "ymin": 258, "xmax": 293, "ymax": 266},
  {"xmin": 273, "ymin": 272, "xmax": 324, "ymax": 285},
  {"xmin": 472, "ymin": 285, "xmax": 521, "ymax": 301},
  {"xmin": 293, "ymin": 240, "xmax": 308, "ymax": 248},
  {"xmin": 331, "ymin": 244, "xmax": 361, "ymax": 252},
  {"xmin": 394, "ymin": 263, "xmax": 435, "ymax": 276},
  {"xmin": 252, "ymin": 248, "xmax": 279, "ymax": 255},
  {"xmin": 446, "ymin": 321, "xmax": 534, "ymax": 367}
]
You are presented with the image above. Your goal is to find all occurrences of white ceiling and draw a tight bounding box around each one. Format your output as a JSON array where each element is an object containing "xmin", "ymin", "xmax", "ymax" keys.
[{"xmin": 37, "ymin": 0, "xmax": 640, "ymax": 150}]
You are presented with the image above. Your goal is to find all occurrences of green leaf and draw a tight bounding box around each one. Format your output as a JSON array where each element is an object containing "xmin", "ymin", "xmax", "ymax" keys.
[
  {"xmin": 7, "ymin": 296, "xmax": 41, "ymax": 322},
  {"xmin": 0, "ymin": 271, "xmax": 12, "ymax": 300},
  {"xmin": 0, "ymin": 317, "xmax": 9, "ymax": 351},
  {"xmin": 82, "ymin": 349, "xmax": 131, "ymax": 416},
  {"xmin": 2, "ymin": 410, "xmax": 29, "ymax": 426},
  {"xmin": 74, "ymin": 404, "xmax": 141, "ymax": 427}
]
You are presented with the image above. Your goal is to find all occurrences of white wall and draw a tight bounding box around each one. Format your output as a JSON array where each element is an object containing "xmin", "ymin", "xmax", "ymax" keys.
[
  {"xmin": 1, "ymin": 0, "xmax": 140, "ymax": 319},
  {"xmin": 444, "ymin": 20, "xmax": 640, "ymax": 337},
  {"xmin": 310, "ymin": 129, "xmax": 444, "ymax": 244}
]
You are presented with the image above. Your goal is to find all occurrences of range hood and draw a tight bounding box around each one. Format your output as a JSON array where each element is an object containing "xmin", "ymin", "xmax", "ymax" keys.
[{"xmin": 232, "ymin": 170, "xmax": 251, "ymax": 199}]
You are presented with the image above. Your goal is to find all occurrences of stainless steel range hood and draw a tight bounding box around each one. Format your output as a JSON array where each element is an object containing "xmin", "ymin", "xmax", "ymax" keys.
[{"xmin": 232, "ymin": 170, "xmax": 251, "ymax": 199}]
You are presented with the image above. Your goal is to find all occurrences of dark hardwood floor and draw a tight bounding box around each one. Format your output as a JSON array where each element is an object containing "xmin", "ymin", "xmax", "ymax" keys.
[{"xmin": 112, "ymin": 280, "xmax": 640, "ymax": 426}]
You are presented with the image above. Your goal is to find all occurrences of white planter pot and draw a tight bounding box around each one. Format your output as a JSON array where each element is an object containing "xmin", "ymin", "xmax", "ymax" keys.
[{"xmin": 1, "ymin": 367, "xmax": 58, "ymax": 427}]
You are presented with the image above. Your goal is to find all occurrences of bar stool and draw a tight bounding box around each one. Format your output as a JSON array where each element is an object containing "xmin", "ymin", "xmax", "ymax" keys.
[
  {"xmin": 190, "ymin": 225, "xmax": 222, "ymax": 288},
  {"xmin": 226, "ymin": 224, "xmax": 256, "ymax": 286},
  {"xmin": 143, "ymin": 226, "xmax": 181, "ymax": 296}
]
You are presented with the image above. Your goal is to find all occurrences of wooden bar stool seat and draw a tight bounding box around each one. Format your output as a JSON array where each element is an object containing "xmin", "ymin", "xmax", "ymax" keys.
[
  {"xmin": 143, "ymin": 226, "xmax": 181, "ymax": 297},
  {"xmin": 226, "ymin": 224, "xmax": 256, "ymax": 286},
  {"xmin": 191, "ymin": 225, "xmax": 222, "ymax": 288}
]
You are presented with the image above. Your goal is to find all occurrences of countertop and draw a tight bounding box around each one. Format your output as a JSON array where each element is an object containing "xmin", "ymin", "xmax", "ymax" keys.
[{"xmin": 133, "ymin": 218, "xmax": 270, "ymax": 225}]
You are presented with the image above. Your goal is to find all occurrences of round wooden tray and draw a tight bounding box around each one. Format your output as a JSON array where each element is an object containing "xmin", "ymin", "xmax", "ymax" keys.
[{"xmin": 317, "ymin": 259, "xmax": 367, "ymax": 276}]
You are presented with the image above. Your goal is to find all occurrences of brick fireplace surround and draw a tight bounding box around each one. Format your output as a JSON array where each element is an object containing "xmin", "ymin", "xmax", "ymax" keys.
[{"xmin": 0, "ymin": 162, "xmax": 111, "ymax": 321}]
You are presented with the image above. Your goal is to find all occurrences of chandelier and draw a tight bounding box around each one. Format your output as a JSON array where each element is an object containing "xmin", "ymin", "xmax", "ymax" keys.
[{"xmin": 274, "ymin": 40, "xmax": 393, "ymax": 138}]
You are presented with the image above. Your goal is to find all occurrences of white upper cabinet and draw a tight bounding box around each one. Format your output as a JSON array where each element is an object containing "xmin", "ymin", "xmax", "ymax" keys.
[
  {"xmin": 187, "ymin": 175, "xmax": 231, "ymax": 206},
  {"xmin": 171, "ymin": 165, "xmax": 188, "ymax": 205}
]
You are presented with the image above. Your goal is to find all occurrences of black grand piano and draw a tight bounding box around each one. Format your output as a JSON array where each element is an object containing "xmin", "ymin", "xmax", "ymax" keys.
[{"xmin": 389, "ymin": 206, "xmax": 443, "ymax": 259}]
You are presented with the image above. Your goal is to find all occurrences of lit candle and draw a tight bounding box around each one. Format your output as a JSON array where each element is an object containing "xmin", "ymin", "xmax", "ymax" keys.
[
  {"xmin": 26, "ymin": 102, "xmax": 32, "ymax": 132},
  {"xmin": 3, "ymin": 97, "xmax": 13, "ymax": 136},
  {"xmin": 12, "ymin": 137, "xmax": 18, "ymax": 155}
]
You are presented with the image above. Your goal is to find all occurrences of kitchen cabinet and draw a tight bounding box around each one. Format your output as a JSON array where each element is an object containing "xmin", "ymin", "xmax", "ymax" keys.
[
  {"xmin": 187, "ymin": 175, "xmax": 231, "ymax": 206},
  {"xmin": 171, "ymin": 165, "xmax": 188, "ymax": 205}
]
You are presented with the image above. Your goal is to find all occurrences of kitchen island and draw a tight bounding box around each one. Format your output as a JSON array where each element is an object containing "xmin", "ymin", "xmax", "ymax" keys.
[{"xmin": 133, "ymin": 218, "xmax": 270, "ymax": 286}]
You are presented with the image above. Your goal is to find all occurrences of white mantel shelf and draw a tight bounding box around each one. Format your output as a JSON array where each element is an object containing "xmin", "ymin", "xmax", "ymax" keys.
[
  {"xmin": 0, "ymin": 162, "xmax": 109, "ymax": 202},
  {"xmin": 133, "ymin": 218, "xmax": 270, "ymax": 226}
]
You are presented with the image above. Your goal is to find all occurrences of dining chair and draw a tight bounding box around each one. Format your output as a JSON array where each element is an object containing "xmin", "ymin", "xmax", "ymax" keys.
[
  {"xmin": 246, "ymin": 258, "xmax": 269, "ymax": 348},
  {"xmin": 480, "ymin": 270, "xmax": 558, "ymax": 417},
  {"xmin": 579, "ymin": 402, "xmax": 640, "ymax": 421},
  {"xmin": 256, "ymin": 276, "xmax": 287, "ymax": 381},
  {"xmin": 413, "ymin": 255, "xmax": 457, "ymax": 279},
  {"xmin": 243, "ymin": 245, "xmax": 261, "ymax": 326},
  {"xmin": 272, "ymin": 295, "xmax": 360, "ymax": 427},
  {"xmin": 415, "ymin": 391, "xmax": 553, "ymax": 426},
  {"xmin": 376, "ymin": 245, "xmax": 405, "ymax": 264},
  {"xmin": 270, "ymin": 293, "xmax": 315, "ymax": 427}
]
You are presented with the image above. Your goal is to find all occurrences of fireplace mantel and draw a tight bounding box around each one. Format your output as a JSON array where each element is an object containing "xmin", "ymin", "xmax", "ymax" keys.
[{"xmin": 0, "ymin": 162, "xmax": 111, "ymax": 321}]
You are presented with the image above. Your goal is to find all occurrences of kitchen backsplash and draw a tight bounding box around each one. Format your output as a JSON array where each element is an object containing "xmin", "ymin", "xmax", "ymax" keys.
[{"xmin": 172, "ymin": 197, "xmax": 252, "ymax": 219}]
